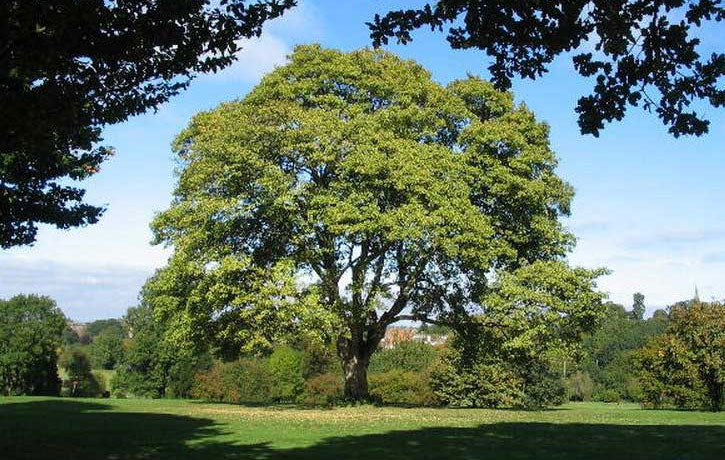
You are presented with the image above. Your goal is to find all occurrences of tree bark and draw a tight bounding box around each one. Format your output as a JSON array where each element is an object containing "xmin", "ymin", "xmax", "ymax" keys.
[
  {"xmin": 337, "ymin": 327, "xmax": 378, "ymax": 401},
  {"xmin": 341, "ymin": 352, "xmax": 370, "ymax": 400}
]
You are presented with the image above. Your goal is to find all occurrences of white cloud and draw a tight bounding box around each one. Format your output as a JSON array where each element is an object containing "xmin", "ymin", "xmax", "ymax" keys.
[
  {"xmin": 266, "ymin": 0, "xmax": 324, "ymax": 41},
  {"xmin": 0, "ymin": 258, "xmax": 153, "ymax": 321},
  {"xmin": 569, "ymin": 223, "xmax": 725, "ymax": 313},
  {"xmin": 206, "ymin": 34, "xmax": 290, "ymax": 83},
  {"xmin": 198, "ymin": 0, "xmax": 324, "ymax": 84}
]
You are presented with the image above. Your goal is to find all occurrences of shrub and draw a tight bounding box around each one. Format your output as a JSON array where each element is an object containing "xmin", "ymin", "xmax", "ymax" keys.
[
  {"xmin": 302, "ymin": 373, "xmax": 344, "ymax": 406},
  {"xmin": 567, "ymin": 372, "xmax": 594, "ymax": 401},
  {"xmin": 369, "ymin": 370, "xmax": 437, "ymax": 406},
  {"xmin": 166, "ymin": 354, "xmax": 213, "ymax": 399},
  {"xmin": 594, "ymin": 388, "xmax": 622, "ymax": 403},
  {"xmin": 519, "ymin": 362, "xmax": 566, "ymax": 408},
  {"xmin": 190, "ymin": 363, "xmax": 230, "ymax": 402},
  {"xmin": 267, "ymin": 345, "xmax": 305, "ymax": 403},
  {"xmin": 369, "ymin": 341, "xmax": 439, "ymax": 374},
  {"xmin": 192, "ymin": 359, "xmax": 273, "ymax": 404},
  {"xmin": 430, "ymin": 356, "xmax": 524, "ymax": 408},
  {"xmin": 60, "ymin": 349, "xmax": 102, "ymax": 397},
  {"xmin": 300, "ymin": 341, "xmax": 337, "ymax": 378}
]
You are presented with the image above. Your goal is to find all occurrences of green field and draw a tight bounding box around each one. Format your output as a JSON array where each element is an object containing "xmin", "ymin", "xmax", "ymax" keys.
[{"xmin": 1, "ymin": 397, "xmax": 723, "ymax": 459}]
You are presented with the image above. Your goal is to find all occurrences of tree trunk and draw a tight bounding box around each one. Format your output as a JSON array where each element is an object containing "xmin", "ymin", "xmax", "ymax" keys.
[
  {"xmin": 342, "ymin": 353, "xmax": 370, "ymax": 400},
  {"xmin": 704, "ymin": 371, "xmax": 723, "ymax": 412},
  {"xmin": 337, "ymin": 327, "xmax": 378, "ymax": 401}
]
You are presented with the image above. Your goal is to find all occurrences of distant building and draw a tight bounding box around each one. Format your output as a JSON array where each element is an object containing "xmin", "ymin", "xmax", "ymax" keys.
[
  {"xmin": 68, "ymin": 321, "xmax": 87, "ymax": 335},
  {"xmin": 380, "ymin": 327, "xmax": 448, "ymax": 349}
]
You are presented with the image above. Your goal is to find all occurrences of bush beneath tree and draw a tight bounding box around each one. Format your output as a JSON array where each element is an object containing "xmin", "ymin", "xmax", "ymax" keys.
[
  {"xmin": 302, "ymin": 373, "xmax": 344, "ymax": 406},
  {"xmin": 369, "ymin": 370, "xmax": 438, "ymax": 406}
]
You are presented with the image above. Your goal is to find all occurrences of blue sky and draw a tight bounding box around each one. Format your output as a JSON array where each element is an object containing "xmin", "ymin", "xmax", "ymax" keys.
[{"xmin": 1, "ymin": 1, "xmax": 724, "ymax": 321}]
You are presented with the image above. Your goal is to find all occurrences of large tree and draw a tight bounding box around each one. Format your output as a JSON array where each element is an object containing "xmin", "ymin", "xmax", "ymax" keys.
[
  {"xmin": 147, "ymin": 45, "xmax": 606, "ymax": 399},
  {"xmin": 0, "ymin": 294, "xmax": 66, "ymax": 396},
  {"xmin": 1, "ymin": 0, "xmax": 295, "ymax": 248},
  {"xmin": 369, "ymin": 0, "xmax": 724, "ymax": 137}
]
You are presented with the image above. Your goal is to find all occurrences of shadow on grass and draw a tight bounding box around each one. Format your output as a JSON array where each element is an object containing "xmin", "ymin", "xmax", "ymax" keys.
[{"xmin": 1, "ymin": 399, "xmax": 723, "ymax": 460}]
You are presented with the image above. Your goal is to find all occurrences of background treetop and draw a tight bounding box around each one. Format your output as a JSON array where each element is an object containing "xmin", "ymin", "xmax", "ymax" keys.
[{"xmin": 369, "ymin": 0, "xmax": 724, "ymax": 137}]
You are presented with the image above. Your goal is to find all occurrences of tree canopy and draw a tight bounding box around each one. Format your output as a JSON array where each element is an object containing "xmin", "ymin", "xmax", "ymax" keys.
[
  {"xmin": 148, "ymin": 45, "xmax": 607, "ymax": 399},
  {"xmin": 369, "ymin": 0, "xmax": 724, "ymax": 137},
  {"xmin": 635, "ymin": 300, "xmax": 724, "ymax": 411},
  {"xmin": 85, "ymin": 318, "xmax": 124, "ymax": 339},
  {"xmin": 1, "ymin": 0, "xmax": 295, "ymax": 248},
  {"xmin": 89, "ymin": 329, "xmax": 125, "ymax": 370},
  {"xmin": 0, "ymin": 294, "xmax": 66, "ymax": 396}
]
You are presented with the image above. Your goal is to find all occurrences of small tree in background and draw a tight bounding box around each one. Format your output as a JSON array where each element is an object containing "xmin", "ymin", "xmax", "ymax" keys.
[
  {"xmin": 0, "ymin": 294, "xmax": 66, "ymax": 396},
  {"xmin": 112, "ymin": 303, "xmax": 210, "ymax": 398},
  {"xmin": 577, "ymin": 301, "xmax": 668, "ymax": 401},
  {"xmin": 60, "ymin": 349, "xmax": 101, "ymax": 397},
  {"xmin": 369, "ymin": 341, "xmax": 439, "ymax": 374},
  {"xmin": 85, "ymin": 319, "xmax": 124, "ymax": 339},
  {"xmin": 267, "ymin": 345, "xmax": 306, "ymax": 402},
  {"xmin": 635, "ymin": 301, "xmax": 724, "ymax": 411},
  {"xmin": 61, "ymin": 325, "xmax": 81, "ymax": 346},
  {"xmin": 631, "ymin": 293, "xmax": 646, "ymax": 321},
  {"xmin": 567, "ymin": 372, "xmax": 595, "ymax": 402},
  {"xmin": 429, "ymin": 315, "xmax": 571, "ymax": 409},
  {"xmin": 89, "ymin": 329, "xmax": 125, "ymax": 370}
]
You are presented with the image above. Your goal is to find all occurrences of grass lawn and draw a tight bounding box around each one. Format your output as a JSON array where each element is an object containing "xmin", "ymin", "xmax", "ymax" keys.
[{"xmin": 1, "ymin": 397, "xmax": 723, "ymax": 459}]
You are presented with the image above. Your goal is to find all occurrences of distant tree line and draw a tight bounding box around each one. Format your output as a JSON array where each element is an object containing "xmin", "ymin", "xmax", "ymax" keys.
[
  {"xmin": 563, "ymin": 293, "xmax": 723, "ymax": 411},
  {"xmin": 2, "ymin": 290, "xmax": 721, "ymax": 411},
  {"xmin": 565, "ymin": 294, "xmax": 670, "ymax": 402}
]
